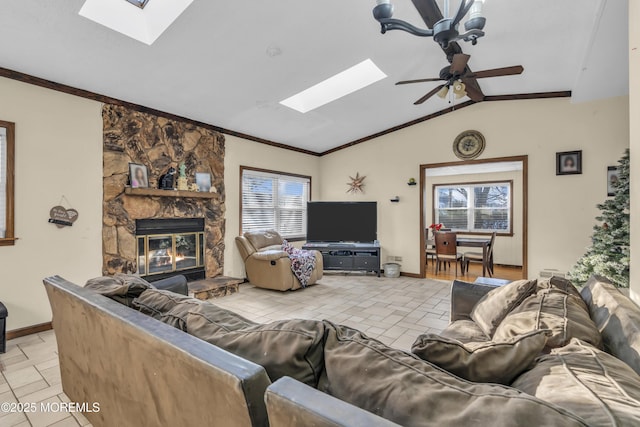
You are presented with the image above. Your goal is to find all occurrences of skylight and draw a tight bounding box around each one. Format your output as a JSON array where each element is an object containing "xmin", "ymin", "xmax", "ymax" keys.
[
  {"xmin": 79, "ymin": 0, "xmax": 194, "ymax": 45},
  {"xmin": 280, "ymin": 59, "xmax": 387, "ymax": 113},
  {"xmin": 125, "ymin": 0, "xmax": 150, "ymax": 9}
]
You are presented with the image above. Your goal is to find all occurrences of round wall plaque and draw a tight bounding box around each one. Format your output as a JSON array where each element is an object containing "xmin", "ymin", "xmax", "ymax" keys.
[{"xmin": 453, "ymin": 130, "xmax": 486, "ymax": 160}]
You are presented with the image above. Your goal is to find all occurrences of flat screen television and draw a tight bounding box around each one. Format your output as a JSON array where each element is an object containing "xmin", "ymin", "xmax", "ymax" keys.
[{"xmin": 306, "ymin": 201, "xmax": 377, "ymax": 243}]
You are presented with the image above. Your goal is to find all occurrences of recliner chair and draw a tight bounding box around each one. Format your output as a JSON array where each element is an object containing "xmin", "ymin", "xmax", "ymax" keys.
[{"xmin": 235, "ymin": 230, "xmax": 323, "ymax": 291}]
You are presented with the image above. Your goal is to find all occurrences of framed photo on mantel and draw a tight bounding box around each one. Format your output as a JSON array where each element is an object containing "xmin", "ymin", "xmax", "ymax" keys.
[
  {"xmin": 556, "ymin": 151, "xmax": 582, "ymax": 176},
  {"xmin": 129, "ymin": 163, "xmax": 149, "ymax": 188}
]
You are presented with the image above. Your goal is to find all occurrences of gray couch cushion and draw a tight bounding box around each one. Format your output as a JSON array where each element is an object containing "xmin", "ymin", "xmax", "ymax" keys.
[
  {"xmin": 512, "ymin": 339, "xmax": 640, "ymax": 426},
  {"xmin": 493, "ymin": 288, "xmax": 603, "ymax": 350},
  {"xmin": 470, "ymin": 279, "xmax": 538, "ymax": 337},
  {"xmin": 85, "ymin": 274, "xmax": 153, "ymax": 306},
  {"xmin": 132, "ymin": 289, "xmax": 203, "ymax": 322},
  {"xmin": 186, "ymin": 306, "xmax": 324, "ymax": 387},
  {"xmin": 318, "ymin": 321, "xmax": 588, "ymax": 427},
  {"xmin": 580, "ymin": 275, "xmax": 640, "ymax": 375},
  {"xmin": 411, "ymin": 330, "xmax": 548, "ymax": 384},
  {"xmin": 440, "ymin": 319, "xmax": 490, "ymax": 343}
]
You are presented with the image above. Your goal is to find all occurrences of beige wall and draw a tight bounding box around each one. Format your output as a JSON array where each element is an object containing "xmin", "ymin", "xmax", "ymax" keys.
[
  {"xmin": 629, "ymin": 1, "xmax": 639, "ymax": 303},
  {"xmin": 223, "ymin": 135, "xmax": 321, "ymax": 278},
  {"xmin": 319, "ymin": 97, "xmax": 629, "ymax": 278},
  {"xmin": 425, "ymin": 170, "xmax": 523, "ymax": 266},
  {"xmin": 0, "ymin": 77, "xmax": 103, "ymax": 330}
]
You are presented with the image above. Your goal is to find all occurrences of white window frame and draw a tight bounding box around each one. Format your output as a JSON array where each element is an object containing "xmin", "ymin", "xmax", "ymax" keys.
[
  {"xmin": 433, "ymin": 180, "xmax": 513, "ymax": 235},
  {"xmin": 240, "ymin": 167, "xmax": 311, "ymax": 240}
]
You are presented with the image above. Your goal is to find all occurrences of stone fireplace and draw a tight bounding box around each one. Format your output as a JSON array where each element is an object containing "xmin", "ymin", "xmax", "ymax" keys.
[{"xmin": 102, "ymin": 104, "xmax": 225, "ymax": 278}]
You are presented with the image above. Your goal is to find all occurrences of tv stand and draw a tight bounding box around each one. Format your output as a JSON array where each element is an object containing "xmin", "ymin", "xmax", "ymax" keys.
[{"xmin": 302, "ymin": 242, "xmax": 380, "ymax": 277}]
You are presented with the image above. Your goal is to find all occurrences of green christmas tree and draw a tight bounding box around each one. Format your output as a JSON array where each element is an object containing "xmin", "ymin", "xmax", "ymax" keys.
[{"xmin": 570, "ymin": 149, "xmax": 630, "ymax": 287}]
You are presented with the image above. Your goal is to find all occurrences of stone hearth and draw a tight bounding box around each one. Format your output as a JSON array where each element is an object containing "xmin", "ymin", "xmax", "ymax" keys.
[{"xmin": 102, "ymin": 104, "xmax": 226, "ymax": 277}]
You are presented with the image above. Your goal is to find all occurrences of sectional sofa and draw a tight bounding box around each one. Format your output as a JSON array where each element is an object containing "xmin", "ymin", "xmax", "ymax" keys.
[{"xmin": 43, "ymin": 274, "xmax": 640, "ymax": 426}]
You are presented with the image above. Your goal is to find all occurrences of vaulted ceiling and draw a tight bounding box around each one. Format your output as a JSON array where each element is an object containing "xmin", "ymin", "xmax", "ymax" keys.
[{"xmin": 0, "ymin": 0, "xmax": 629, "ymax": 154}]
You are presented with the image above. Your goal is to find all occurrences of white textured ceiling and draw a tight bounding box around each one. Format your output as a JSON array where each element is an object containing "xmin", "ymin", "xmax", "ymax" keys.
[{"xmin": 0, "ymin": 0, "xmax": 629, "ymax": 154}]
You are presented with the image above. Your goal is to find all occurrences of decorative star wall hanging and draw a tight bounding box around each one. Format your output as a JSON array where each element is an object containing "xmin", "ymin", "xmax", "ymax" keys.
[{"xmin": 347, "ymin": 172, "xmax": 366, "ymax": 194}]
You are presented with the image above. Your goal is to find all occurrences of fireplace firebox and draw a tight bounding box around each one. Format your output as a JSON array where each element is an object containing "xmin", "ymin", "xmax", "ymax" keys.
[{"xmin": 136, "ymin": 218, "xmax": 206, "ymax": 282}]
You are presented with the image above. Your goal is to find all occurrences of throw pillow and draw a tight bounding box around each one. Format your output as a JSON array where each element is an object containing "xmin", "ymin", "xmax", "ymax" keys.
[
  {"xmin": 439, "ymin": 319, "xmax": 490, "ymax": 344},
  {"xmin": 85, "ymin": 274, "xmax": 153, "ymax": 306},
  {"xmin": 318, "ymin": 321, "xmax": 588, "ymax": 427},
  {"xmin": 411, "ymin": 330, "xmax": 548, "ymax": 384},
  {"xmin": 537, "ymin": 276, "xmax": 587, "ymax": 310},
  {"xmin": 186, "ymin": 307, "xmax": 324, "ymax": 387},
  {"xmin": 470, "ymin": 279, "xmax": 538, "ymax": 337},
  {"xmin": 512, "ymin": 339, "xmax": 640, "ymax": 426},
  {"xmin": 493, "ymin": 289, "xmax": 603, "ymax": 350}
]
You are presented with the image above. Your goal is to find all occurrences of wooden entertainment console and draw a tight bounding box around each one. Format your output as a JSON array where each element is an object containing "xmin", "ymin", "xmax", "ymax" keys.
[{"xmin": 302, "ymin": 242, "xmax": 381, "ymax": 277}]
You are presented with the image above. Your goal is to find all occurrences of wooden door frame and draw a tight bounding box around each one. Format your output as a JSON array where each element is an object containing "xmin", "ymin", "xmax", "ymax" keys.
[{"xmin": 419, "ymin": 155, "xmax": 528, "ymax": 278}]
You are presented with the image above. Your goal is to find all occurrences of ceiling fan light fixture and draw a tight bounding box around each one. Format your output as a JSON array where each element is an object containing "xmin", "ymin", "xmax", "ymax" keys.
[
  {"xmin": 437, "ymin": 85, "xmax": 450, "ymax": 99},
  {"xmin": 453, "ymin": 80, "xmax": 467, "ymax": 98}
]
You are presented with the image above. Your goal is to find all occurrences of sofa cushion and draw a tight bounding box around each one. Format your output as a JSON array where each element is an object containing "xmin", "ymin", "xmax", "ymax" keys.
[
  {"xmin": 470, "ymin": 279, "xmax": 538, "ymax": 337},
  {"xmin": 493, "ymin": 288, "xmax": 603, "ymax": 350},
  {"xmin": 132, "ymin": 289, "xmax": 204, "ymax": 326},
  {"xmin": 512, "ymin": 339, "xmax": 640, "ymax": 426},
  {"xmin": 439, "ymin": 319, "xmax": 489, "ymax": 344},
  {"xmin": 537, "ymin": 276, "xmax": 586, "ymax": 308},
  {"xmin": 580, "ymin": 275, "xmax": 640, "ymax": 375},
  {"xmin": 411, "ymin": 330, "xmax": 548, "ymax": 384},
  {"xmin": 85, "ymin": 274, "xmax": 153, "ymax": 306},
  {"xmin": 318, "ymin": 321, "xmax": 588, "ymax": 427},
  {"xmin": 186, "ymin": 306, "xmax": 324, "ymax": 387}
]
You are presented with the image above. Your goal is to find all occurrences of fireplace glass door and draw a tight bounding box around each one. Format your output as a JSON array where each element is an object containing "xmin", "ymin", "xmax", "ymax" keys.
[{"xmin": 137, "ymin": 232, "xmax": 205, "ymax": 277}]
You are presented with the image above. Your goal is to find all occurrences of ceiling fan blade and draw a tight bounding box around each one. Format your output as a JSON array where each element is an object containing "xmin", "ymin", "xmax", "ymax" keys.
[
  {"xmin": 450, "ymin": 54, "xmax": 470, "ymax": 76},
  {"xmin": 414, "ymin": 84, "xmax": 446, "ymax": 105},
  {"xmin": 411, "ymin": 0, "xmax": 443, "ymax": 28},
  {"xmin": 396, "ymin": 77, "xmax": 444, "ymax": 85},
  {"xmin": 468, "ymin": 65, "xmax": 524, "ymax": 79},
  {"xmin": 462, "ymin": 79, "xmax": 485, "ymax": 102}
]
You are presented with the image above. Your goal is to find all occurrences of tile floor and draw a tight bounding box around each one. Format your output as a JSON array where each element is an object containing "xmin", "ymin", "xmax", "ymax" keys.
[{"xmin": 0, "ymin": 273, "xmax": 452, "ymax": 426}]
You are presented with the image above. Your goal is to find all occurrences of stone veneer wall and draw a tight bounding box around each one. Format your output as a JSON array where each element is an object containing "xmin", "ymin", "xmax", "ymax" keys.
[{"xmin": 102, "ymin": 104, "xmax": 225, "ymax": 276}]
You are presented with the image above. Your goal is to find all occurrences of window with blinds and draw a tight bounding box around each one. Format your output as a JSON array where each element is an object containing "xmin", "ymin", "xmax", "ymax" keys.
[
  {"xmin": 434, "ymin": 181, "xmax": 512, "ymax": 234},
  {"xmin": 0, "ymin": 120, "xmax": 15, "ymax": 245},
  {"xmin": 241, "ymin": 168, "xmax": 310, "ymax": 240}
]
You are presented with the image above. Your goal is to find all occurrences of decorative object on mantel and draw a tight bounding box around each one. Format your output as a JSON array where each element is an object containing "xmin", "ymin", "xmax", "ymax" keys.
[
  {"xmin": 158, "ymin": 167, "xmax": 177, "ymax": 190},
  {"xmin": 189, "ymin": 183, "xmax": 199, "ymax": 192},
  {"xmin": 49, "ymin": 197, "xmax": 79, "ymax": 228},
  {"xmin": 453, "ymin": 130, "xmax": 485, "ymax": 160},
  {"xmin": 177, "ymin": 163, "xmax": 189, "ymax": 191},
  {"xmin": 196, "ymin": 172, "xmax": 212, "ymax": 192},
  {"xmin": 556, "ymin": 150, "xmax": 582, "ymax": 176},
  {"xmin": 129, "ymin": 163, "xmax": 148, "ymax": 188},
  {"xmin": 346, "ymin": 172, "xmax": 366, "ymax": 194},
  {"xmin": 408, "ymin": 178, "xmax": 417, "ymax": 186},
  {"xmin": 390, "ymin": 196, "xmax": 400, "ymax": 202}
]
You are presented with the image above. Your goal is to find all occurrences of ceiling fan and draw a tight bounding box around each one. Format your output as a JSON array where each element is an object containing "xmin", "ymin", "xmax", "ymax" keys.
[{"xmin": 396, "ymin": 53, "xmax": 524, "ymax": 105}]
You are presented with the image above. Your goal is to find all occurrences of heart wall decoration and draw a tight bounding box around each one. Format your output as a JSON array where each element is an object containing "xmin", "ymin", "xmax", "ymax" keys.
[{"xmin": 48, "ymin": 205, "xmax": 79, "ymax": 228}]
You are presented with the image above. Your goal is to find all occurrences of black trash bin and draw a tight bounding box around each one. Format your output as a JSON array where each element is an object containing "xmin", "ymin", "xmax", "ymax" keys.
[{"xmin": 0, "ymin": 302, "xmax": 7, "ymax": 353}]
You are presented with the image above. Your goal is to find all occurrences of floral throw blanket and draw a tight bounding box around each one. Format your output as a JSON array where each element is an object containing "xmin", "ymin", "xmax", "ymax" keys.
[{"xmin": 282, "ymin": 240, "xmax": 316, "ymax": 288}]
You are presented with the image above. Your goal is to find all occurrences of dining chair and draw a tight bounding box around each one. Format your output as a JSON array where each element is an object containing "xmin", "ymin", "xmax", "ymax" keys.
[
  {"xmin": 464, "ymin": 232, "xmax": 496, "ymax": 277},
  {"xmin": 425, "ymin": 229, "xmax": 436, "ymax": 265},
  {"xmin": 434, "ymin": 231, "xmax": 464, "ymax": 276}
]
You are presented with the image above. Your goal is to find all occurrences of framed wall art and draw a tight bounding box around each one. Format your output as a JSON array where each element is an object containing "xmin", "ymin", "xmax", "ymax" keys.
[
  {"xmin": 607, "ymin": 166, "xmax": 619, "ymax": 196},
  {"xmin": 556, "ymin": 151, "xmax": 582, "ymax": 176}
]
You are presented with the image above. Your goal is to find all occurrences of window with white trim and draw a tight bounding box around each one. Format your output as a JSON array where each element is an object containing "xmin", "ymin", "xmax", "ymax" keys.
[
  {"xmin": 241, "ymin": 167, "xmax": 310, "ymax": 240},
  {"xmin": 434, "ymin": 181, "xmax": 512, "ymax": 234}
]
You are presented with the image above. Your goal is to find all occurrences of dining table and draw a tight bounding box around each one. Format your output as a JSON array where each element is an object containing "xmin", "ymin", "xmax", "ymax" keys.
[{"xmin": 426, "ymin": 235, "xmax": 493, "ymax": 277}]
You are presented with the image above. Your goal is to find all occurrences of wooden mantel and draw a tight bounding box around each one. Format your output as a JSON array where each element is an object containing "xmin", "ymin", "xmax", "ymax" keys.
[{"xmin": 124, "ymin": 188, "xmax": 217, "ymax": 199}]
